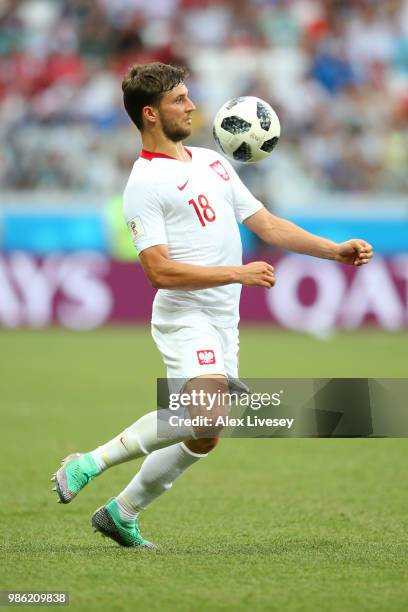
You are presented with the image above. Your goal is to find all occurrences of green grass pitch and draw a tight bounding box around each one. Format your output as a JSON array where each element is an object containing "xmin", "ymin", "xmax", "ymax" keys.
[{"xmin": 1, "ymin": 328, "xmax": 408, "ymax": 611}]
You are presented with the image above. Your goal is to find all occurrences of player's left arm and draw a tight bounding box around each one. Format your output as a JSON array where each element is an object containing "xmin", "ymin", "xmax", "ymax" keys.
[{"xmin": 244, "ymin": 207, "xmax": 373, "ymax": 266}]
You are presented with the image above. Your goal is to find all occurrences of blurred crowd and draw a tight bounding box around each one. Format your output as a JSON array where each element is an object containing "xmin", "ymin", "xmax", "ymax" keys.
[{"xmin": 1, "ymin": 0, "xmax": 408, "ymax": 199}]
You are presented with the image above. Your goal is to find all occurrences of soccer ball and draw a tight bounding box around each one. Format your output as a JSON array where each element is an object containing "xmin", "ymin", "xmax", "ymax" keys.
[{"xmin": 213, "ymin": 96, "xmax": 281, "ymax": 163}]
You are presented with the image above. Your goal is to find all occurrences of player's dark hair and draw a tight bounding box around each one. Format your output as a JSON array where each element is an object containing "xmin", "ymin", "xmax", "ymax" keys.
[{"xmin": 122, "ymin": 62, "xmax": 188, "ymax": 131}]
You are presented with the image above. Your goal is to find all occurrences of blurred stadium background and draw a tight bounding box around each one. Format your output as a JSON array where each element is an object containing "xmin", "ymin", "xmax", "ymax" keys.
[
  {"xmin": 0, "ymin": 0, "xmax": 407, "ymax": 334},
  {"xmin": 1, "ymin": 2, "xmax": 408, "ymax": 610}
]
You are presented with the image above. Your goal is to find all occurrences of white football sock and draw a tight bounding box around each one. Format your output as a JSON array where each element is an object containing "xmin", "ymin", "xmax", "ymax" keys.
[
  {"xmin": 116, "ymin": 442, "xmax": 206, "ymax": 518},
  {"xmin": 90, "ymin": 410, "xmax": 194, "ymax": 471}
]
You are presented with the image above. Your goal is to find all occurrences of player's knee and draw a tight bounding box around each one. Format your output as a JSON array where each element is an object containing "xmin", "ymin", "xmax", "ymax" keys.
[{"xmin": 185, "ymin": 437, "xmax": 219, "ymax": 454}]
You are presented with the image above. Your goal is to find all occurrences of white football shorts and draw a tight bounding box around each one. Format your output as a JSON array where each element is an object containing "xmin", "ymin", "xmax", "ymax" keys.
[{"xmin": 151, "ymin": 318, "xmax": 239, "ymax": 385}]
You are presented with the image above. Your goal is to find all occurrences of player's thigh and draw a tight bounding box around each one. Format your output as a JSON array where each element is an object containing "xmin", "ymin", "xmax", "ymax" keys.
[
  {"xmin": 183, "ymin": 373, "xmax": 229, "ymax": 445},
  {"xmin": 152, "ymin": 323, "xmax": 231, "ymax": 434},
  {"xmin": 184, "ymin": 373, "xmax": 230, "ymax": 419}
]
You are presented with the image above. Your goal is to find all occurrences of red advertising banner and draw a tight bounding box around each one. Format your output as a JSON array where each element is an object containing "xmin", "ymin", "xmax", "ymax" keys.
[{"xmin": 0, "ymin": 252, "xmax": 406, "ymax": 331}]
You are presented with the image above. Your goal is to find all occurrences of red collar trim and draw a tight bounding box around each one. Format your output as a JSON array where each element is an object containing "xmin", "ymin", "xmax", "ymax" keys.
[{"xmin": 140, "ymin": 147, "xmax": 192, "ymax": 161}]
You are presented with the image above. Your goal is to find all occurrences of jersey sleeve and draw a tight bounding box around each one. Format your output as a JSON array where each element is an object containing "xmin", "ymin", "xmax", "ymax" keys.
[
  {"xmin": 221, "ymin": 157, "xmax": 264, "ymax": 223},
  {"xmin": 123, "ymin": 180, "xmax": 168, "ymax": 255}
]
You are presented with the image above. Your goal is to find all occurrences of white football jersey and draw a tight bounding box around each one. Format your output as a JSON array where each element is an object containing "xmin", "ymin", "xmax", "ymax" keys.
[{"xmin": 123, "ymin": 146, "xmax": 264, "ymax": 326}]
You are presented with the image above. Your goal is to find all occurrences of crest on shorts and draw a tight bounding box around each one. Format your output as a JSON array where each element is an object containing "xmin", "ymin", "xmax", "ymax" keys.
[
  {"xmin": 196, "ymin": 350, "xmax": 216, "ymax": 365},
  {"xmin": 210, "ymin": 160, "xmax": 230, "ymax": 181}
]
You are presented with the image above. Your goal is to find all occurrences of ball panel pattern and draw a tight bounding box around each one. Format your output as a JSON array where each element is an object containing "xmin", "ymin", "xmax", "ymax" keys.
[
  {"xmin": 233, "ymin": 142, "xmax": 252, "ymax": 162},
  {"xmin": 256, "ymin": 102, "xmax": 272, "ymax": 131},
  {"xmin": 212, "ymin": 125, "xmax": 225, "ymax": 152},
  {"xmin": 260, "ymin": 136, "xmax": 280, "ymax": 153},
  {"xmin": 221, "ymin": 116, "xmax": 252, "ymax": 135}
]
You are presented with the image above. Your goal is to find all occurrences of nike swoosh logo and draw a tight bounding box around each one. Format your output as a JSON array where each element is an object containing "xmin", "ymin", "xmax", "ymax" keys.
[
  {"xmin": 177, "ymin": 179, "xmax": 189, "ymax": 191},
  {"xmin": 119, "ymin": 436, "xmax": 127, "ymax": 449}
]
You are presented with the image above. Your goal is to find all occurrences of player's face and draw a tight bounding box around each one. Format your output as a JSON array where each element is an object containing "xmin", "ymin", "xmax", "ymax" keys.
[{"xmin": 158, "ymin": 83, "xmax": 196, "ymax": 142}]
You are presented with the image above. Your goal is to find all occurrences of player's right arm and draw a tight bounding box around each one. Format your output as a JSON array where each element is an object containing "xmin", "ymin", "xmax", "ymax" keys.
[
  {"xmin": 124, "ymin": 177, "xmax": 274, "ymax": 290},
  {"xmin": 139, "ymin": 244, "xmax": 275, "ymax": 290}
]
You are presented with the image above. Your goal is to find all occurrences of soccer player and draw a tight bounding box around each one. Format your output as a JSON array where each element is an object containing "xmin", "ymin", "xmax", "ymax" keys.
[{"xmin": 51, "ymin": 63, "xmax": 373, "ymax": 548}]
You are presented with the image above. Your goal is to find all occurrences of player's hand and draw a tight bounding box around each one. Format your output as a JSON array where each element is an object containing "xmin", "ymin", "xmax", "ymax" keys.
[
  {"xmin": 239, "ymin": 261, "xmax": 275, "ymax": 288},
  {"xmin": 335, "ymin": 240, "xmax": 373, "ymax": 266}
]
